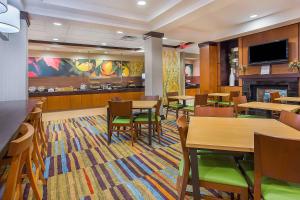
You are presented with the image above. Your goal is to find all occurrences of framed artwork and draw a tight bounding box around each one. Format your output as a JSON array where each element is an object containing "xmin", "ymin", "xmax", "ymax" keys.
[{"xmin": 185, "ymin": 64, "xmax": 193, "ymax": 76}]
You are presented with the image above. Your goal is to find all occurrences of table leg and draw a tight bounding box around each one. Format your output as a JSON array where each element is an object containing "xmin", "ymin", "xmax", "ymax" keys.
[
  {"xmin": 189, "ymin": 148, "xmax": 201, "ymax": 200},
  {"xmin": 183, "ymin": 99, "xmax": 187, "ymax": 107},
  {"xmin": 107, "ymin": 107, "xmax": 111, "ymax": 145},
  {"xmin": 148, "ymin": 108, "xmax": 152, "ymax": 145}
]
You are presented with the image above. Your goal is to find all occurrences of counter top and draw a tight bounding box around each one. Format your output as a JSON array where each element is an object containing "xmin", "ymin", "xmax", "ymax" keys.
[
  {"xmin": 29, "ymin": 87, "xmax": 144, "ymax": 97},
  {"xmin": 0, "ymin": 100, "xmax": 36, "ymax": 159},
  {"xmin": 185, "ymin": 84, "xmax": 200, "ymax": 89}
]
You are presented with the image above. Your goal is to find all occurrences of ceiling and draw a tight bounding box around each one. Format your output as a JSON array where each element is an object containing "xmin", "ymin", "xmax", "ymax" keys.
[{"xmin": 11, "ymin": 0, "xmax": 300, "ymax": 54}]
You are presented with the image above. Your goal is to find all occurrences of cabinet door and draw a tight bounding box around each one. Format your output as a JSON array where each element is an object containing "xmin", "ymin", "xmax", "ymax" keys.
[
  {"xmin": 81, "ymin": 94, "xmax": 93, "ymax": 108},
  {"xmin": 70, "ymin": 95, "xmax": 82, "ymax": 109},
  {"xmin": 47, "ymin": 96, "xmax": 71, "ymax": 111}
]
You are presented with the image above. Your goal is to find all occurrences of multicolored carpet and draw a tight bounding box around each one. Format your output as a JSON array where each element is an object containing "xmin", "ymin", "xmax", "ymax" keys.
[{"xmin": 21, "ymin": 115, "xmax": 230, "ymax": 200}]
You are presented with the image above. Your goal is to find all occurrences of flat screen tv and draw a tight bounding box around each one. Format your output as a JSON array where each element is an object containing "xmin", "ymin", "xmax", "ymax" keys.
[{"xmin": 248, "ymin": 39, "xmax": 288, "ymax": 65}]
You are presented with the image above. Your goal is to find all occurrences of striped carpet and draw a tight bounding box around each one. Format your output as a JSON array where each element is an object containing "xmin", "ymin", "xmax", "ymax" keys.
[{"xmin": 21, "ymin": 115, "xmax": 230, "ymax": 200}]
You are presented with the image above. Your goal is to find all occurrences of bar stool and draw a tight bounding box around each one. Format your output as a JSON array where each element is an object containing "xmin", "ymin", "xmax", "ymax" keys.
[
  {"xmin": 1, "ymin": 123, "xmax": 43, "ymax": 200},
  {"xmin": 27, "ymin": 108, "xmax": 46, "ymax": 172}
]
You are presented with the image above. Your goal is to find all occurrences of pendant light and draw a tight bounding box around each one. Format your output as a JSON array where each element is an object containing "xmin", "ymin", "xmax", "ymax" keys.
[
  {"xmin": 0, "ymin": 4, "xmax": 20, "ymax": 33},
  {"xmin": 0, "ymin": 0, "xmax": 7, "ymax": 14}
]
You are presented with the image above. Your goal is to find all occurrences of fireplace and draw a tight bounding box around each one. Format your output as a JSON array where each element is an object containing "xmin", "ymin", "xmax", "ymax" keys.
[{"xmin": 240, "ymin": 74, "xmax": 299, "ymax": 102}]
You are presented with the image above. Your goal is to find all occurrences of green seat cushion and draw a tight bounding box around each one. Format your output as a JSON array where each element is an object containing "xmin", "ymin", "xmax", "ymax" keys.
[
  {"xmin": 218, "ymin": 101, "xmax": 233, "ymax": 106},
  {"xmin": 237, "ymin": 114, "xmax": 265, "ymax": 118},
  {"xmin": 112, "ymin": 116, "xmax": 131, "ymax": 124},
  {"xmin": 179, "ymin": 155, "xmax": 248, "ymax": 188},
  {"xmin": 239, "ymin": 160, "xmax": 300, "ymax": 200},
  {"xmin": 183, "ymin": 106, "xmax": 194, "ymax": 112},
  {"xmin": 134, "ymin": 114, "xmax": 161, "ymax": 122},
  {"xmin": 168, "ymin": 103, "xmax": 184, "ymax": 109},
  {"xmin": 207, "ymin": 100, "xmax": 218, "ymax": 104}
]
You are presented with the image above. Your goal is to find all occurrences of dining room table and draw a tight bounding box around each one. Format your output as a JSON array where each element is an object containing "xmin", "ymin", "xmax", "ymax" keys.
[
  {"xmin": 168, "ymin": 95, "xmax": 195, "ymax": 107},
  {"xmin": 106, "ymin": 100, "xmax": 157, "ymax": 145},
  {"xmin": 208, "ymin": 93, "xmax": 230, "ymax": 104},
  {"xmin": 186, "ymin": 116, "xmax": 300, "ymax": 199},
  {"xmin": 0, "ymin": 99, "xmax": 36, "ymax": 159},
  {"xmin": 275, "ymin": 96, "xmax": 300, "ymax": 103}
]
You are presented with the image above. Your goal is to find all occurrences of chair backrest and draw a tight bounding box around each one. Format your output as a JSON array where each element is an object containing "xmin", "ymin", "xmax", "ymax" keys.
[
  {"xmin": 232, "ymin": 96, "xmax": 248, "ymax": 114},
  {"xmin": 108, "ymin": 101, "xmax": 132, "ymax": 118},
  {"xmin": 279, "ymin": 110, "xmax": 300, "ymax": 131},
  {"xmin": 176, "ymin": 116, "xmax": 190, "ymax": 166},
  {"xmin": 270, "ymin": 92, "xmax": 280, "ymax": 103},
  {"xmin": 28, "ymin": 107, "xmax": 42, "ymax": 128},
  {"xmin": 229, "ymin": 91, "xmax": 240, "ymax": 101},
  {"xmin": 111, "ymin": 96, "xmax": 122, "ymax": 101},
  {"xmin": 194, "ymin": 106, "xmax": 235, "ymax": 117},
  {"xmin": 155, "ymin": 99, "xmax": 162, "ymax": 117},
  {"xmin": 7, "ymin": 123, "xmax": 34, "ymax": 157},
  {"xmin": 194, "ymin": 94, "xmax": 208, "ymax": 107},
  {"xmin": 167, "ymin": 92, "xmax": 179, "ymax": 103},
  {"xmin": 254, "ymin": 133, "xmax": 300, "ymax": 191},
  {"xmin": 40, "ymin": 97, "xmax": 47, "ymax": 103},
  {"xmin": 140, "ymin": 95, "xmax": 159, "ymax": 101},
  {"xmin": 35, "ymin": 100, "xmax": 44, "ymax": 110}
]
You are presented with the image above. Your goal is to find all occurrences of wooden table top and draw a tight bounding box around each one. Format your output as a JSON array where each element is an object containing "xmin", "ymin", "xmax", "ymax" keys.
[
  {"xmin": 186, "ymin": 117, "xmax": 300, "ymax": 152},
  {"xmin": 132, "ymin": 101, "xmax": 157, "ymax": 109},
  {"xmin": 0, "ymin": 100, "xmax": 36, "ymax": 158},
  {"xmin": 275, "ymin": 97, "xmax": 300, "ymax": 102},
  {"xmin": 208, "ymin": 93, "xmax": 230, "ymax": 97},
  {"xmin": 168, "ymin": 95, "xmax": 195, "ymax": 100},
  {"xmin": 238, "ymin": 102, "xmax": 300, "ymax": 112}
]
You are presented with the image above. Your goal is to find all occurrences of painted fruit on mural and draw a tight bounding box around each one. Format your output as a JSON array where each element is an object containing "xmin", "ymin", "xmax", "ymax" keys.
[
  {"xmin": 122, "ymin": 66, "xmax": 130, "ymax": 77},
  {"xmin": 75, "ymin": 59, "xmax": 94, "ymax": 72},
  {"xmin": 101, "ymin": 61, "xmax": 114, "ymax": 76}
]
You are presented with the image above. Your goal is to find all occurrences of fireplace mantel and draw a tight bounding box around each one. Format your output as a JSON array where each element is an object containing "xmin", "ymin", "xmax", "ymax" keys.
[{"xmin": 239, "ymin": 73, "xmax": 300, "ymax": 80}]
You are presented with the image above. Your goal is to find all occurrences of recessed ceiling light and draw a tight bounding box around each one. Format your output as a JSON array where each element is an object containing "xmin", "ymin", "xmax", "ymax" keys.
[
  {"xmin": 162, "ymin": 37, "xmax": 167, "ymax": 40},
  {"xmin": 250, "ymin": 14, "xmax": 258, "ymax": 18},
  {"xmin": 137, "ymin": 1, "xmax": 146, "ymax": 6},
  {"xmin": 117, "ymin": 31, "xmax": 123, "ymax": 34},
  {"xmin": 53, "ymin": 38, "xmax": 59, "ymax": 41},
  {"xmin": 101, "ymin": 43, "xmax": 107, "ymax": 46},
  {"xmin": 53, "ymin": 22, "xmax": 62, "ymax": 26}
]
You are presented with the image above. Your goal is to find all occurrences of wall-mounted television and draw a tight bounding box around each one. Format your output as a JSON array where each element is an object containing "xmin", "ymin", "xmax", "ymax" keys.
[{"xmin": 248, "ymin": 39, "xmax": 288, "ymax": 65}]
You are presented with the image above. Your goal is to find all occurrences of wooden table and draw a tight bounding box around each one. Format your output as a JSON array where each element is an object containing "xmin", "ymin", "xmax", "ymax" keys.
[
  {"xmin": 107, "ymin": 100, "xmax": 157, "ymax": 145},
  {"xmin": 186, "ymin": 117, "xmax": 300, "ymax": 199},
  {"xmin": 208, "ymin": 93, "xmax": 230, "ymax": 97},
  {"xmin": 0, "ymin": 100, "xmax": 36, "ymax": 159},
  {"xmin": 275, "ymin": 97, "xmax": 300, "ymax": 102},
  {"xmin": 168, "ymin": 95, "xmax": 194, "ymax": 107},
  {"xmin": 238, "ymin": 102, "xmax": 300, "ymax": 112}
]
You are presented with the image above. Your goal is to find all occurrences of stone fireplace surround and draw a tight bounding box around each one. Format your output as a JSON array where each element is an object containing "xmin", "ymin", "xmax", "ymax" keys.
[{"xmin": 240, "ymin": 74, "xmax": 299, "ymax": 101}]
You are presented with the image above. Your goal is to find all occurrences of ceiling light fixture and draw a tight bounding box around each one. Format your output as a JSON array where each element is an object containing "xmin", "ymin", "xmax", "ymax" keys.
[
  {"xmin": 0, "ymin": 4, "xmax": 20, "ymax": 33},
  {"xmin": 53, "ymin": 38, "xmax": 59, "ymax": 41},
  {"xmin": 137, "ymin": 1, "xmax": 146, "ymax": 6},
  {"xmin": 117, "ymin": 31, "xmax": 123, "ymax": 34},
  {"xmin": 0, "ymin": 0, "xmax": 7, "ymax": 13},
  {"xmin": 101, "ymin": 43, "xmax": 107, "ymax": 46},
  {"xmin": 53, "ymin": 22, "xmax": 62, "ymax": 26},
  {"xmin": 250, "ymin": 14, "xmax": 258, "ymax": 18},
  {"xmin": 162, "ymin": 37, "xmax": 167, "ymax": 40}
]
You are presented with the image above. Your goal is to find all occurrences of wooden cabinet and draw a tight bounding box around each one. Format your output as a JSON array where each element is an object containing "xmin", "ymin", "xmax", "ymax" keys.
[
  {"xmin": 185, "ymin": 88, "xmax": 200, "ymax": 96},
  {"xmin": 30, "ymin": 91, "xmax": 144, "ymax": 112}
]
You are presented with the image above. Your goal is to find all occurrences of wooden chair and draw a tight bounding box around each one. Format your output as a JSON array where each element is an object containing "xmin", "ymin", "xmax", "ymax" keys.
[
  {"xmin": 279, "ymin": 110, "xmax": 300, "ymax": 131},
  {"xmin": 165, "ymin": 92, "xmax": 183, "ymax": 119},
  {"xmin": 194, "ymin": 106, "xmax": 235, "ymax": 117},
  {"xmin": 34, "ymin": 101, "xmax": 47, "ymax": 156},
  {"xmin": 134, "ymin": 99, "xmax": 162, "ymax": 144},
  {"xmin": 1, "ymin": 123, "xmax": 42, "ymax": 200},
  {"xmin": 270, "ymin": 91, "xmax": 281, "ymax": 103},
  {"xmin": 108, "ymin": 101, "xmax": 136, "ymax": 146},
  {"xmin": 219, "ymin": 91, "xmax": 240, "ymax": 107},
  {"xmin": 183, "ymin": 94, "xmax": 208, "ymax": 117},
  {"xmin": 176, "ymin": 116, "xmax": 248, "ymax": 200},
  {"xmin": 239, "ymin": 133, "xmax": 300, "ymax": 200},
  {"xmin": 140, "ymin": 95, "xmax": 159, "ymax": 101},
  {"xmin": 232, "ymin": 96, "xmax": 263, "ymax": 118},
  {"xmin": 28, "ymin": 108, "xmax": 47, "ymax": 172}
]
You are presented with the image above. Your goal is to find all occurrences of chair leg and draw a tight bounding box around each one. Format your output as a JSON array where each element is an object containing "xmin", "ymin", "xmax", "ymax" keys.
[
  {"xmin": 165, "ymin": 107, "xmax": 169, "ymax": 119},
  {"xmin": 240, "ymin": 188, "xmax": 249, "ymax": 200},
  {"xmin": 176, "ymin": 175, "xmax": 188, "ymax": 200},
  {"xmin": 26, "ymin": 150, "xmax": 42, "ymax": 200},
  {"xmin": 176, "ymin": 109, "xmax": 179, "ymax": 119}
]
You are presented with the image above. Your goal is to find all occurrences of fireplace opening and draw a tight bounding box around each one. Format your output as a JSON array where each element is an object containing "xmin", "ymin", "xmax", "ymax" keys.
[{"xmin": 250, "ymin": 85, "xmax": 288, "ymax": 102}]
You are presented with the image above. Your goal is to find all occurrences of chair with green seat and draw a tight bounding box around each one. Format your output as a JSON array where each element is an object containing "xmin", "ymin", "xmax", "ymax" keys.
[
  {"xmin": 238, "ymin": 133, "xmax": 300, "ymax": 200},
  {"xmin": 176, "ymin": 116, "xmax": 249, "ymax": 200},
  {"xmin": 108, "ymin": 100, "xmax": 136, "ymax": 146},
  {"xmin": 233, "ymin": 96, "xmax": 264, "ymax": 118},
  {"xmin": 165, "ymin": 92, "xmax": 183, "ymax": 119},
  {"xmin": 182, "ymin": 94, "xmax": 208, "ymax": 118},
  {"xmin": 218, "ymin": 90, "xmax": 240, "ymax": 107},
  {"xmin": 134, "ymin": 99, "xmax": 162, "ymax": 143}
]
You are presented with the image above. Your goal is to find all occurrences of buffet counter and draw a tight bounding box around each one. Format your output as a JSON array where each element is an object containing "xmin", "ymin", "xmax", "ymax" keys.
[{"xmin": 29, "ymin": 87, "xmax": 144, "ymax": 112}]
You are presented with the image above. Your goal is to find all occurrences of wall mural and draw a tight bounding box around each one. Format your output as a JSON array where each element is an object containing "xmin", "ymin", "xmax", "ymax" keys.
[
  {"xmin": 28, "ymin": 57, "xmax": 144, "ymax": 78},
  {"xmin": 185, "ymin": 64, "xmax": 193, "ymax": 76},
  {"xmin": 162, "ymin": 48, "xmax": 181, "ymax": 98}
]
